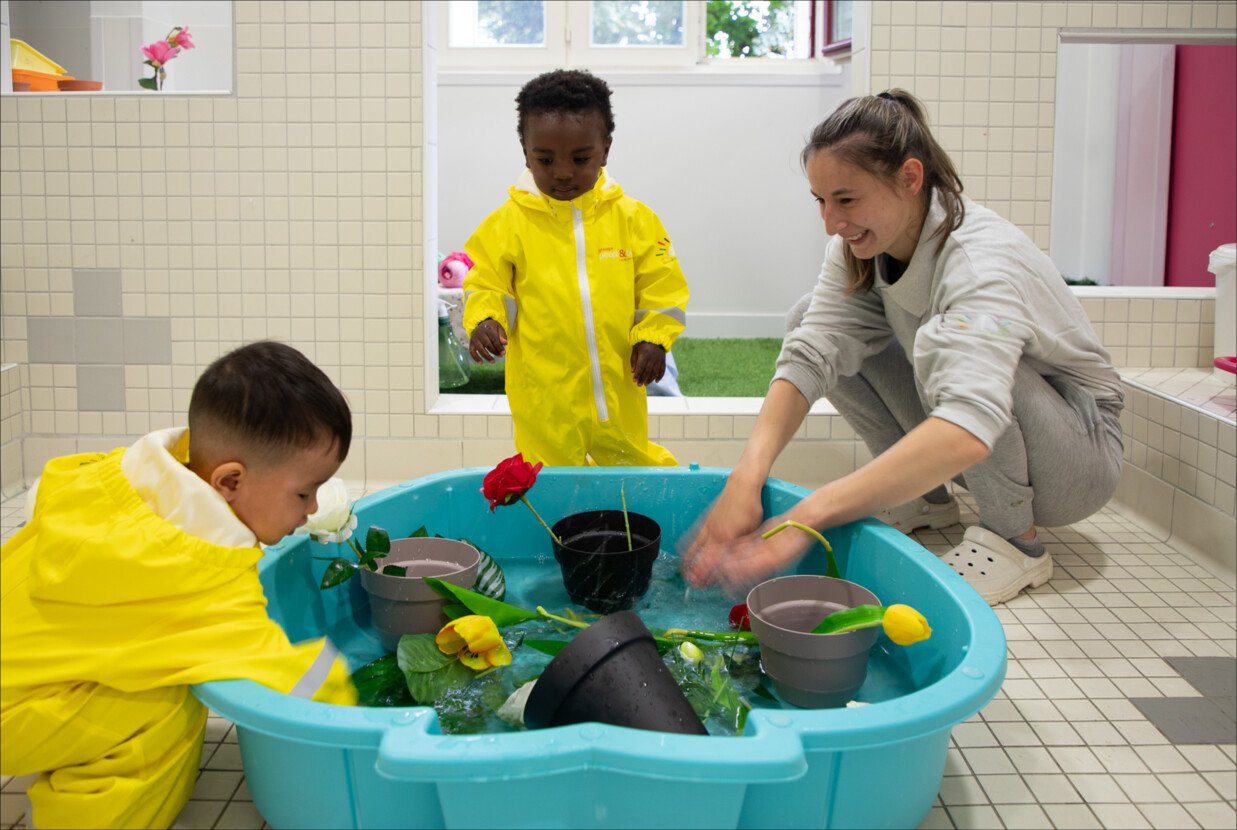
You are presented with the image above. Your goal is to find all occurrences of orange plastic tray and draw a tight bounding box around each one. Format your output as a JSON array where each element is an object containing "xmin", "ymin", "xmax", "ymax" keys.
[{"xmin": 11, "ymin": 68, "xmax": 74, "ymax": 92}]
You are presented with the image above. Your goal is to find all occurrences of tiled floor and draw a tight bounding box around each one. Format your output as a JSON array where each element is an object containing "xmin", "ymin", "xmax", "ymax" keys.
[{"xmin": 1, "ymin": 487, "xmax": 1234, "ymax": 830}]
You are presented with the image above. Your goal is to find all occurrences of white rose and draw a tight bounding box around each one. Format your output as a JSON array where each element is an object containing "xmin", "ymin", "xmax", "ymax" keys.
[
  {"xmin": 301, "ymin": 477, "xmax": 356, "ymax": 542},
  {"xmin": 678, "ymin": 641, "xmax": 704, "ymax": 663}
]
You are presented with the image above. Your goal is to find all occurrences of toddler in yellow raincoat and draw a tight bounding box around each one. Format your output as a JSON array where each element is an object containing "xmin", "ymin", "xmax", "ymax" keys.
[
  {"xmin": 1, "ymin": 341, "xmax": 358, "ymax": 829},
  {"xmin": 464, "ymin": 69, "xmax": 690, "ymax": 466}
]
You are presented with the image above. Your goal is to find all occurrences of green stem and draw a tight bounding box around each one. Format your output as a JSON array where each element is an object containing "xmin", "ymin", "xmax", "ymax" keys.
[
  {"xmin": 621, "ymin": 483, "xmax": 632, "ymax": 551},
  {"xmin": 761, "ymin": 519, "xmax": 840, "ymax": 579},
  {"xmin": 520, "ymin": 495, "xmax": 562, "ymax": 545},
  {"xmin": 535, "ymin": 606, "xmax": 590, "ymax": 630},
  {"xmin": 662, "ymin": 628, "xmax": 756, "ymax": 644}
]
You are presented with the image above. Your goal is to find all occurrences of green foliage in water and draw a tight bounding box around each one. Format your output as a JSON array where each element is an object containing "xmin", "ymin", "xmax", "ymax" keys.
[
  {"xmin": 351, "ymin": 654, "xmax": 414, "ymax": 708},
  {"xmin": 664, "ymin": 644, "xmax": 764, "ymax": 734}
]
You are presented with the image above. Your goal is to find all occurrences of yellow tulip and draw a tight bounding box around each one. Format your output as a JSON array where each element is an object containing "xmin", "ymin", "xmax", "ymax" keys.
[
  {"xmin": 436, "ymin": 615, "xmax": 512, "ymax": 670},
  {"xmin": 882, "ymin": 604, "xmax": 931, "ymax": 646}
]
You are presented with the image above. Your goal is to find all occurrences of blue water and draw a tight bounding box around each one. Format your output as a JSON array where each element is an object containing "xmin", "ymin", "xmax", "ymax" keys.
[{"xmin": 346, "ymin": 550, "xmax": 920, "ymax": 735}]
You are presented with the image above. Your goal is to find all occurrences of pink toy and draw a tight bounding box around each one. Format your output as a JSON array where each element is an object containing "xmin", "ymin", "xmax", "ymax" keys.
[{"xmin": 439, "ymin": 251, "xmax": 474, "ymax": 289}]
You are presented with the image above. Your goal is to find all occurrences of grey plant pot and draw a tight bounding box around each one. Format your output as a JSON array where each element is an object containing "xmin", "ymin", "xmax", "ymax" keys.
[
  {"xmin": 359, "ymin": 537, "xmax": 480, "ymax": 652},
  {"xmin": 746, "ymin": 574, "xmax": 881, "ymax": 708}
]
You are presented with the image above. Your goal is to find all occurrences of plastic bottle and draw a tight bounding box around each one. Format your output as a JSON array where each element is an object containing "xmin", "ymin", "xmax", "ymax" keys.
[
  {"xmin": 437, "ymin": 299, "xmax": 471, "ymax": 389},
  {"xmin": 1209, "ymin": 243, "xmax": 1236, "ymax": 369}
]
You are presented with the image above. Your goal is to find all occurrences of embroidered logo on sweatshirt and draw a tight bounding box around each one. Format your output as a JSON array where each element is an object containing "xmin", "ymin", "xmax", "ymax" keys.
[{"xmin": 945, "ymin": 313, "xmax": 1015, "ymax": 338}]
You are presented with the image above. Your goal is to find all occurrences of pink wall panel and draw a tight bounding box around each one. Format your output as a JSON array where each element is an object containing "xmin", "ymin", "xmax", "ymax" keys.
[{"xmin": 1165, "ymin": 45, "xmax": 1237, "ymax": 287}]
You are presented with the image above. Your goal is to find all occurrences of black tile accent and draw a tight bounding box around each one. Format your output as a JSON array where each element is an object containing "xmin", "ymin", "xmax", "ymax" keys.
[
  {"xmin": 1165, "ymin": 656, "xmax": 1237, "ymax": 699},
  {"xmin": 1130, "ymin": 656, "xmax": 1237, "ymax": 745},
  {"xmin": 1130, "ymin": 697, "xmax": 1236, "ymax": 745}
]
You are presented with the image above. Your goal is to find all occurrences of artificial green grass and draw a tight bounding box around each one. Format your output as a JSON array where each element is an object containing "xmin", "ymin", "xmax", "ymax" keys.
[
  {"xmin": 673, "ymin": 337, "xmax": 782, "ymax": 397},
  {"xmin": 443, "ymin": 338, "xmax": 783, "ymax": 397}
]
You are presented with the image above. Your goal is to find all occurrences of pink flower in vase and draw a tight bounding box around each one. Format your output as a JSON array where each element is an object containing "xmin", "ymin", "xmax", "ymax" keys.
[
  {"xmin": 141, "ymin": 40, "xmax": 180, "ymax": 67},
  {"xmin": 168, "ymin": 26, "xmax": 195, "ymax": 50}
]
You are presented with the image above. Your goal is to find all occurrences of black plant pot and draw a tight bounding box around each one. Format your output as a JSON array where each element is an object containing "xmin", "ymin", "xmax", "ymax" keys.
[
  {"xmin": 551, "ymin": 510, "xmax": 660, "ymax": 614},
  {"xmin": 524, "ymin": 611, "xmax": 707, "ymax": 735}
]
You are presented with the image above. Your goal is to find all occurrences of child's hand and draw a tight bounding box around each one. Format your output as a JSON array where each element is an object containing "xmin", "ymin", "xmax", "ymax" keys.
[
  {"xmin": 630, "ymin": 342, "xmax": 666, "ymax": 386},
  {"xmin": 469, "ymin": 319, "xmax": 507, "ymax": 363}
]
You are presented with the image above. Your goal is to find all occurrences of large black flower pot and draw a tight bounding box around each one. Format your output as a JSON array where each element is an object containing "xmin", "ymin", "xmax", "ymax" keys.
[
  {"xmin": 551, "ymin": 510, "xmax": 659, "ymax": 614},
  {"xmin": 524, "ymin": 611, "xmax": 707, "ymax": 735}
]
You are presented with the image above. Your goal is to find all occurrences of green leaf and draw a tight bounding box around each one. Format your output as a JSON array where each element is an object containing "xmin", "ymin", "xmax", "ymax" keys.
[
  {"xmin": 811, "ymin": 604, "xmax": 885, "ymax": 635},
  {"xmin": 366, "ymin": 525, "xmax": 391, "ymax": 555},
  {"xmin": 138, "ymin": 77, "xmax": 157, "ymax": 90},
  {"xmin": 467, "ymin": 541, "xmax": 507, "ymax": 601},
  {"xmin": 524, "ymin": 638, "xmax": 569, "ymax": 656},
  {"xmin": 351, "ymin": 654, "xmax": 415, "ymax": 707},
  {"xmin": 396, "ymin": 633, "xmax": 455, "ymax": 674},
  {"xmin": 423, "ymin": 577, "xmax": 540, "ymax": 628},
  {"xmin": 408, "ymin": 525, "xmax": 429, "ymax": 538},
  {"xmin": 404, "ymin": 659, "xmax": 473, "ymax": 706},
  {"xmin": 381, "ymin": 564, "xmax": 407, "ymax": 577},
  {"xmin": 442, "ymin": 602, "xmax": 470, "ymax": 620},
  {"xmin": 319, "ymin": 558, "xmax": 357, "ymax": 589}
]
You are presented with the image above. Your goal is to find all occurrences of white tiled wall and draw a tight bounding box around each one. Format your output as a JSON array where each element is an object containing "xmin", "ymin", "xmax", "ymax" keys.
[
  {"xmin": 1077, "ymin": 294, "xmax": 1218, "ymax": 371},
  {"xmin": 0, "ymin": 362, "xmax": 26, "ymax": 495},
  {"xmin": 0, "ymin": 0, "xmax": 1233, "ymax": 496}
]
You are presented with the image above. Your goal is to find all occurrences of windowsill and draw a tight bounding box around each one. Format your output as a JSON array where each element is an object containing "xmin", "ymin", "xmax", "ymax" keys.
[
  {"xmin": 2, "ymin": 89, "xmax": 232, "ymax": 97},
  {"xmin": 820, "ymin": 40, "xmax": 852, "ymax": 58},
  {"xmin": 439, "ymin": 64, "xmax": 846, "ymax": 88},
  {"xmin": 430, "ymin": 393, "xmax": 839, "ymax": 417}
]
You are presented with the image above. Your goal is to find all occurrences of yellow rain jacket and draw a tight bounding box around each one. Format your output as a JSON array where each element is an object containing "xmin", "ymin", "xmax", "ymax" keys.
[
  {"xmin": 0, "ymin": 428, "xmax": 356, "ymax": 829},
  {"xmin": 463, "ymin": 168, "xmax": 689, "ymax": 466}
]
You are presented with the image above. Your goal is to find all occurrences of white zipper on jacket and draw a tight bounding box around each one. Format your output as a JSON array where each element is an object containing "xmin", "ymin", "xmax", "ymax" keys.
[{"xmin": 573, "ymin": 204, "xmax": 609, "ymax": 422}]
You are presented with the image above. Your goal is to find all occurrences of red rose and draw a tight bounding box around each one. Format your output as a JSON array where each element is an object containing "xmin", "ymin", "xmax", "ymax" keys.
[
  {"xmin": 728, "ymin": 603, "xmax": 750, "ymax": 631},
  {"xmin": 482, "ymin": 453, "xmax": 543, "ymax": 512}
]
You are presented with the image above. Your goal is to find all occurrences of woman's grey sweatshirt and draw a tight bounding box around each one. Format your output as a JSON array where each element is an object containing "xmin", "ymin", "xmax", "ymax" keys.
[{"xmin": 775, "ymin": 194, "xmax": 1124, "ymax": 449}]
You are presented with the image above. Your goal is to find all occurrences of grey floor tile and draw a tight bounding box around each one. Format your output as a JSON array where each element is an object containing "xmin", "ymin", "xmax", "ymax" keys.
[
  {"xmin": 1130, "ymin": 697, "xmax": 1237, "ymax": 745},
  {"xmin": 1165, "ymin": 657, "xmax": 1237, "ymax": 699}
]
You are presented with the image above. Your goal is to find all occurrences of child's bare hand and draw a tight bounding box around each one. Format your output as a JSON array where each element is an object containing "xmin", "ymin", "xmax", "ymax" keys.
[
  {"xmin": 468, "ymin": 319, "xmax": 507, "ymax": 363},
  {"xmin": 630, "ymin": 342, "xmax": 666, "ymax": 386}
]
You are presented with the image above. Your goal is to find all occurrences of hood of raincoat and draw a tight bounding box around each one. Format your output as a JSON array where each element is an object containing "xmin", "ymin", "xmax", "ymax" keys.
[
  {"xmin": 23, "ymin": 429, "xmax": 260, "ymax": 607},
  {"xmin": 506, "ymin": 167, "xmax": 625, "ymax": 218},
  {"xmin": 0, "ymin": 430, "xmax": 356, "ymax": 699}
]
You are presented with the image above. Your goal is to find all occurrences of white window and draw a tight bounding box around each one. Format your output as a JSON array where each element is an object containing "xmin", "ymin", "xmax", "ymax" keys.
[{"xmin": 437, "ymin": 1, "xmax": 846, "ymax": 70}]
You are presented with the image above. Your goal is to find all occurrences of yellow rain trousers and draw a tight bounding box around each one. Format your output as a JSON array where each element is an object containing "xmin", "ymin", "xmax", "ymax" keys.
[
  {"xmin": 1, "ymin": 440, "xmax": 356, "ymax": 829},
  {"xmin": 464, "ymin": 169, "xmax": 689, "ymax": 466}
]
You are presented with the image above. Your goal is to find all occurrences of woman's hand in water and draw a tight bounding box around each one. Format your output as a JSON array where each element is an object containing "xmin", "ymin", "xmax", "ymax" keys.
[
  {"xmin": 469, "ymin": 319, "xmax": 507, "ymax": 363},
  {"xmin": 679, "ymin": 475, "xmax": 765, "ymax": 587},
  {"xmin": 686, "ymin": 517, "xmax": 815, "ymax": 594},
  {"xmin": 630, "ymin": 342, "xmax": 666, "ymax": 386}
]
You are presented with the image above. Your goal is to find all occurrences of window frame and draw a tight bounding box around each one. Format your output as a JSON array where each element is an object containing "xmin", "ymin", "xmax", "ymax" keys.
[
  {"xmin": 436, "ymin": 1, "xmax": 845, "ymax": 72},
  {"xmin": 568, "ymin": 0, "xmax": 702, "ymax": 68},
  {"xmin": 436, "ymin": 0, "xmax": 568, "ymax": 69},
  {"xmin": 820, "ymin": 0, "xmax": 852, "ymax": 57}
]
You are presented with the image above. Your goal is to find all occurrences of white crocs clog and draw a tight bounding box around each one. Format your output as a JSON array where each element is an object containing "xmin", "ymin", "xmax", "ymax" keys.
[
  {"xmin": 939, "ymin": 526, "xmax": 1052, "ymax": 605},
  {"xmin": 877, "ymin": 496, "xmax": 961, "ymax": 534}
]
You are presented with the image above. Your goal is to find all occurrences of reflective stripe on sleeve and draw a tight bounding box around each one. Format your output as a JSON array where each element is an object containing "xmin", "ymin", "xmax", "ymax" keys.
[
  {"xmin": 289, "ymin": 640, "xmax": 338, "ymax": 699},
  {"xmin": 634, "ymin": 307, "xmax": 686, "ymax": 326}
]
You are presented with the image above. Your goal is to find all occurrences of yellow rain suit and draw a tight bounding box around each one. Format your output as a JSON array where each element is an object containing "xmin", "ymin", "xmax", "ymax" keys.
[
  {"xmin": 0, "ymin": 428, "xmax": 356, "ymax": 829},
  {"xmin": 463, "ymin": 168, "xmax": 689, "ymax": 466}
]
